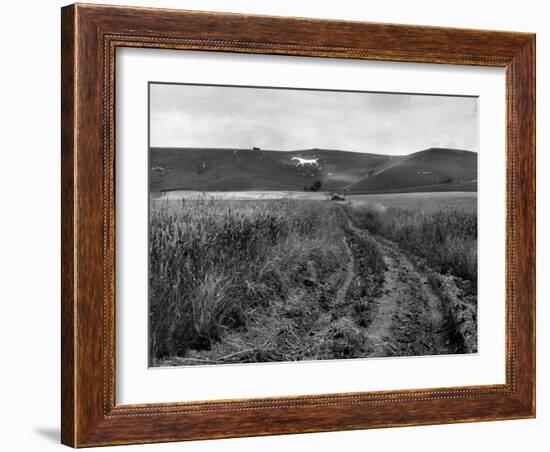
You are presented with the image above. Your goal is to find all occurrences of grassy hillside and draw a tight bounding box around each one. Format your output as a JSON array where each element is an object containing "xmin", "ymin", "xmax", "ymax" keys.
[
  {"xmin": 150, "ymin": 147, "xmax": 477, "ymax": 194},
  {"xmin": 346, "ymin": 148, "xmax": 477, "ymax": 193},
  {"xmin": 150, "ymin": 148, "xmax": 392, "ymax": 192}
]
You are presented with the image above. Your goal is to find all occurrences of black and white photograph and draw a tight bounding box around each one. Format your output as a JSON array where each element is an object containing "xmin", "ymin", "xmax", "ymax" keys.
[{"xmin": 148, "ymin": 82, "xmax": 478, "ymax": 367}]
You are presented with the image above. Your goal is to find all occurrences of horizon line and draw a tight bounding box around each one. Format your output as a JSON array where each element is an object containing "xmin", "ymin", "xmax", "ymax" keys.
[{"xmin": 149, "ymin": 146, "xmax": 477, "ymax": 156}]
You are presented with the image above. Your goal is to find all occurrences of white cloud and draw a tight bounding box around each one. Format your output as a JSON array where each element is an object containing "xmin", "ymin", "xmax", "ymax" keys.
[{"xmin": 150, "ymin": 83, "xmax": 478, "ymax": 155}]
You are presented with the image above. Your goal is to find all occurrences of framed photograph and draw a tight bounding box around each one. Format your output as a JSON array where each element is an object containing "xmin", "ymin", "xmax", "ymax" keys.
[{"xmin": 61, "ymin": 3, "xmax": 536, "ymax": 447}]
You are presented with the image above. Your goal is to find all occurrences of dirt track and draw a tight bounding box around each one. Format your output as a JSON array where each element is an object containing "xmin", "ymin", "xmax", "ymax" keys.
[
  {"xmin": 340, "ymin": 207, "xmax": 452, "ymax": 356},
  {"xmin": 335, "ymin": 236, "xmax": 355, "ymax": 306}
]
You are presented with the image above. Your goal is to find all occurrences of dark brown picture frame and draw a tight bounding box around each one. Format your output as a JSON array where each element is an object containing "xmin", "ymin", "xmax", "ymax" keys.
[{"xmin": 61, "ymin": 3, "xmax": 536, "ymax": 447}]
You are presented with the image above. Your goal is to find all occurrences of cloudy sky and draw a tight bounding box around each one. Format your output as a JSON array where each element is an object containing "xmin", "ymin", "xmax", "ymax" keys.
[{"xmin": 149, "ymin": 83, "xmax": 478, "ymax": 155}]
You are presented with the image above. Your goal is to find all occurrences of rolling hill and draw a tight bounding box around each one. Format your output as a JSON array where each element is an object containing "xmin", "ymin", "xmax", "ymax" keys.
[
  {"xmin": 346, "ymin": 148, "xmax": 477, "ymax": 194},
  {"xmin": 150, "ymin": 147, "xmax": 477, "ymax": 194}
]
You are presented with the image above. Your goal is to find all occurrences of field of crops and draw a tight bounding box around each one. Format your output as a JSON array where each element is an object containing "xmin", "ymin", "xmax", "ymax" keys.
[
  {"xmin": 345, "ymin": 193, "xmax": 477, "ymax": 283},
  {"xmin": 149, "ymin": 191, "xmax": 478, "ymax": 364},
  {"xmin": 347, "ymin": 191, "xmax": 477, "ymax": 214},
  {"xmin": 344, "ymin": 193, "xmax": 478, "ymax": 352},
  {"xmin": 149, "ymin": 198, "xmax": 380, "ymax": 364}
]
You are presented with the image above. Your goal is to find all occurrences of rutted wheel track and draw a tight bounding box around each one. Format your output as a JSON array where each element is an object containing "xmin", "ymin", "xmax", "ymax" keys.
[
  {"xmin": 339, "ymin": 206, "xmax": 451, "ymax": 356},
  {"xmin": 335, "ymin": 234, "xmax": 355, "ymax": 305},
  {"xmin": 307, "ymin": 231, "xmax": 355, "ymax": 347}
]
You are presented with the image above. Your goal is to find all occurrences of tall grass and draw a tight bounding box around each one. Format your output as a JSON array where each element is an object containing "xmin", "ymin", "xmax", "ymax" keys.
[
  {"xmin": 149, "ymin": 198, "xmax": 344, "ymax": 362},
  {"xmin": 341, "ymin": 223, "xmax": 386, "ymax": 328},
  {"xmin": 346, "ymin": 205, "xmax": 477, "ymax": 284}
]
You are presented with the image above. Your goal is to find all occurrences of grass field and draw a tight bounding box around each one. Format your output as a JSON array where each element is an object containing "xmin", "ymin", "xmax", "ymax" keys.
[
  {"xmin": 149, "ymin": 197, "xmax": 386, "ymax": 364},
  {"xmin": 344, "ymin": 192, "xmax": 478, "ymax": 352},
  {"xmin": 347, "ymin": 192, "xmax": 477, "ymax": 213},
  {"xmin": 345, "ymin": 193, "xmax": 477, "ymax": 283},
  {"xmin": 150, "ymin": 192, "xmax": 478, "ymax": 364}
]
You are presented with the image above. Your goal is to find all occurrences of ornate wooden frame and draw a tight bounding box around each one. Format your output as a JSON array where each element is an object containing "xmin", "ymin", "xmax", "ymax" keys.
[{"xmin": 61, "ymin": 3, "xmax": 535, "ymax": 447}]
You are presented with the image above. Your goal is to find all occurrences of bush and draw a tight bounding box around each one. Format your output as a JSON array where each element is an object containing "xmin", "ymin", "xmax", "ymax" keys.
[{"xmin": 305, "ymin": 181, "xmax": 322, "ymax": 192}]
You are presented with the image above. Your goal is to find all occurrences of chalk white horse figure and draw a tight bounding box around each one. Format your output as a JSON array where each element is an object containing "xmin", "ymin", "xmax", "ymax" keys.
[{"xmin": 291, "ymin": 157, "xmax": 319, "ymax": 168}]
